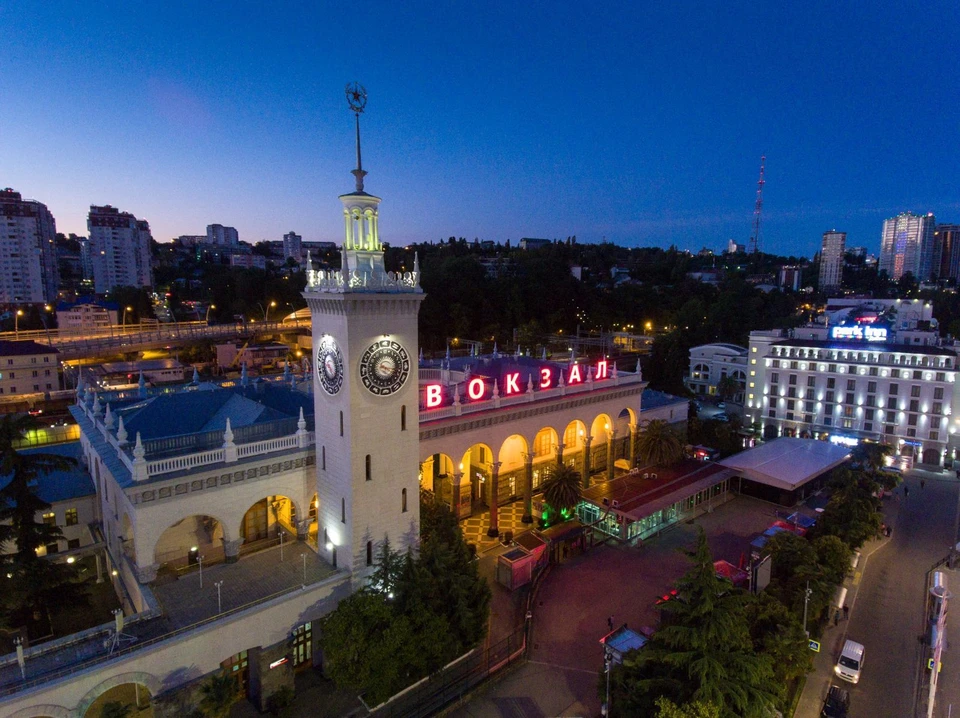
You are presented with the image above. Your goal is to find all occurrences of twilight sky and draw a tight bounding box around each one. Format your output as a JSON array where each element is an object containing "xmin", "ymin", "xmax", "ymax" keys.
[{"xmin": 2, "ymin": 2, "xmax": 958, "ymax": 257}]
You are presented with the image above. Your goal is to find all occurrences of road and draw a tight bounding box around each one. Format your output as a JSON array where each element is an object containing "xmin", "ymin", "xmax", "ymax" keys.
[{"xmin": 797, "ymin": 469, "xmax": 959, "ymax": 718}]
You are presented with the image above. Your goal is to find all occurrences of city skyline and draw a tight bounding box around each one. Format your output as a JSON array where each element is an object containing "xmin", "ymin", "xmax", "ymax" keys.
[{"xmin": 2, "ymin": 3, "xmax": 958, "ymax": 256}]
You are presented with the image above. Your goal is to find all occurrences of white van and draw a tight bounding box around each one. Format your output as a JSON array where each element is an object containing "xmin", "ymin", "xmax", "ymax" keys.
[{"xmin": 834, "ymin": 639, "xmax": 864, "ymax": 684}]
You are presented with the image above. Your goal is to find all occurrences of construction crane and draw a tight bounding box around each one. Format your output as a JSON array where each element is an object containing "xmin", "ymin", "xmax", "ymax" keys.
[{"xmin": 748, "ymin": 155, "xmax": 766, "ymax": 254}]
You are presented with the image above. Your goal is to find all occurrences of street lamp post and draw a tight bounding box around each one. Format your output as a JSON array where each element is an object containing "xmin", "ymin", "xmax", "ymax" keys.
[
  {"xmin": 215, "ymin": 580, "xmax": 223, "ymax": 614},
  {"xmin": 264, "ymin": 300, "xmax": 276, "ymax": 322},
  {"xmin": 205, "ymin": 304, "xmax": 216, "ymax": 323},
  {"xmin": 802, "ymin": 580, "xmax": 813, "ymax": 637},
  {"xmin": 301, "ymin": 552, "xmax": 306, "ymax": 587},
  {"xmin": 14, "ymin": 309, "xmax": 23, "ymax": 339},
  {"xmin": 122, "ymin": 306, "xmax": 133, "ymax": 329},
  {"xmin": 279, "ymin": 529, "xmax": 284, "ymax": 562},
  {"xmin": 198, "ymin": 555, "xmax": 204, "ymax": 588},
  {"xmin": 602, "ymin": 654, "xmax": 612, "ymax": 716}
]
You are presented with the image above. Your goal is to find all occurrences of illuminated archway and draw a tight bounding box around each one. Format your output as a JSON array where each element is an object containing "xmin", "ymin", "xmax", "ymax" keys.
[
  {"xmin": 531, "ymin": 426, "xmax": 559, "ymax": 491},
  {"xmin": 590, "ymin": 413, "xmax": 614, "ymax": 478},
  {"xmin": 78, "ymin": 672, "xmax": 161, "ymax": 717},
  {"xmin": 460, "ymin": 443, "xmax": 495, "ymax": 509},
  {"xmin": 497, "ymin": 434, "xmax": 529, "ymax": 507},
  {"xmin": 240, "ymin": 495, "xmax": 300, "ymax": 548},
  {"xmin": 421, "ymin": 452, "xmax": 458, "ymax": 514},
  {"xmin": 154, "ymin": 515, "xmax": 225, "ymax": 569}
]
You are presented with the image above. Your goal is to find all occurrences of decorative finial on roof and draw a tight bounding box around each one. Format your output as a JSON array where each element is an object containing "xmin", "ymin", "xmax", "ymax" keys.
[
  {"xmin": 527, "ymin": 374, "xmax": 534, "ymax": 392},
  {"xmin": 612, "ymin": 361, "xmax": 618, "ymax": 378},
  {"xmin": 138, "ymin": 370, "xmax": 146, "ymax": 398},
  {"xmin": 346, "ymin": 82, "xmax": 368, "ymax": 192},
  {"xmin": 104, "ymin": 403, "xmax": 114, "ymax": 429},
  {"xmin": 418, "ymin": 347, "xmax": 424, "ymax": 364},
  {"xmin": 445, "ymin": 345, "xmax": 451, "ymax": 361},
  {"xmin": 117, "ymin": 415, "xmax": 128, "ymax": 445},
  {"xmin": 133, "ymin": 432, "xmax": 144, "ymax": 461},
  {"xmin": 283, "ymin": 361, "xmax": 291, "ymax": 381},
  {"xmin": 241, "ymin": 362, "xmax": 249, "ymax": 387},
  {"xmin": 192, "ymin": 367, "xmax": 200, "ymax": 385},
  {"xmin": 92, "ymin": 394, "xmax": 102, "ymax": 417},
  {"xmin": 493, "ymin": 342, "xmax": 499, "ymax": 359},
  {"xmin": 541, "ymin": 347, "xmax": 547, "ymax": 361},
  {"xmin": 297, "ymin": 406, "xmax": 306, "ymax": 432},
  {"xmin": 223, "ymin": 417, "xmax": 234, "ymax": 445},
  {"xmin": 493, "ymin": 379, "xmax": 500, "ymax": 399},
  {"xmin": 413, "ymin": 253, "xmax": 421, "ymax": 288}
]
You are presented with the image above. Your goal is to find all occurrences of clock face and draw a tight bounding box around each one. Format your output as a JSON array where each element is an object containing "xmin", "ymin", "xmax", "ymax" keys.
[
  {"xmin": 316, "ymin": 335, "xmax": 344, "ymax": 395},
  {"xmin": 359, "ymin": 338, "xmax": 410, "ymax": 396}
]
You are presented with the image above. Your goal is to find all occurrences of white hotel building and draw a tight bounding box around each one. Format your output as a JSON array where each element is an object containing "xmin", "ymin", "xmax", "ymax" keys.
[
  {"xmin": 689, "ymin": 299, "xmax": 960, "ymax": 467},
  {"xmin": 741, "ymin": 299, "xmax": 959, "ymax": 467}
]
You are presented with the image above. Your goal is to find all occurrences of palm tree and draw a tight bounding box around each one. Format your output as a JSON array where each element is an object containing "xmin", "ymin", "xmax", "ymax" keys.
[
  {"xmin": 199, "ymin": 672, "xmax": 238, "ymax": 718},
  {"xmin": 637, "ymin": 419, "xmax": 685, "ymax": 466},
  {"xmin": 541, "ymin": 464, "xmax": 582, "ymax": 516}
]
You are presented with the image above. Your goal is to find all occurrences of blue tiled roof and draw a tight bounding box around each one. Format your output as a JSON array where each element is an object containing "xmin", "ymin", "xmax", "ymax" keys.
[
  {"xmin": 641, "ymin": 389, "xmax": 688, "ymax": 411},
  {"xmin": 0, "ymin": 442, "xmax": 94, "ymax": 504}
]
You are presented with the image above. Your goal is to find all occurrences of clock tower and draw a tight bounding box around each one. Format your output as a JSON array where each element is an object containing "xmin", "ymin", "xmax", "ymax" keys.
[{"xmin": 304, "ymin": 83, "xmax": 424, "ymax": 579}]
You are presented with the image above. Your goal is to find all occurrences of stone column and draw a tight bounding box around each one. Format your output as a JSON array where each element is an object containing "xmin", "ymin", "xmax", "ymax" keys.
[
  {"xmin": 296, "ymin": 518, "xmax": 311, "ymax": 542},
  {"xmin": 487, "ymin": 462, "xmax": 501, "ymax": 538},
  {"xmin": 136, "ymin": 563, "xmax": 159, "ymax": 584},
  {"xmin": 606, "ymin": 431, "xmax": 615, "ymax": 482},
  {"xmin": 582, "ymin": 436, "xmax": 593, "ymax": 489},
  {"xmin": 629, "ymin": 424, "xmax": 637, "ymax": 468},
  {"xmin": 452, "ymin": 471, "xmax": 464, "ymax": 519},
  {"xmin": 224, "ymin": 537, "xmax": 245, "ymax": 564},
  {"xmin": 522, "ymin": 453, "xmax": 534, "ymax": 524},
  {"xmin": 555, "ymin": 442, "xmax": 565, "ymax": 469}
]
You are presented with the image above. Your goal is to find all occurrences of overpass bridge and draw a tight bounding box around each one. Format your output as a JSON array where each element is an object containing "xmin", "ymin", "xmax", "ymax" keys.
[{"xmin": 0, "ymin": 320, "xmax": 311, "ymax": 359}]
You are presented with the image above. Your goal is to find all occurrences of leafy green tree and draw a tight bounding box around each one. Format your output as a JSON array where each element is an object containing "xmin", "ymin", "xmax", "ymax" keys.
[
  {"xmin": 851, "ymin": 442, "xmax": 893, "ymax": 472},
  {"xmin": 637, "ymin": 419, "xmax": 685, "ymax": 466},
  {"xmin": 745, "ymin": 592, "xmax": 812, "ymax": 696},
  {"xmin": 100, "ymin": 701, "xmax": 133, "ymax": 718},
  {"xmin": 615, "ymin": 529, "xmax": 777, "ymax": 718},
  {"xmin": 0, "ymin": 416, "xmax": 88, "ymax": 633},
  {"xmin": 367, "ymin": 536, "xmax": 403, "ymax": 597},
  {"xmin": 198, "ymin": 672, "xmax": 239, "ymax": 718},
  {"xmin": 813, "ymin": 469, "xmax": 883, "ymax": 549},
  {"xmin": 715, "ymin": 375, "xmax": 741, "ymax": 402},
  {"xmin": 655, "ymin": 697, "xmax": 721, "ymax": 718},
  {"xmin": 541, "ymin": 463, "xmax": 583, "ymax": 515}
]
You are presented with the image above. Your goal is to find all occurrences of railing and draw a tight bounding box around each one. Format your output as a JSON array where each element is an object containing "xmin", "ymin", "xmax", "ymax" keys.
[
  {"xmin": 147, "ymin": 448, "xmax": 226, "ymax": 476},
  {"xmin": 0, "ymin": 570, "xmax": 348, "ymax": 699},
  {"xmin": 237, "ymin": 434, "xmax": 300, "ymax": 458}
]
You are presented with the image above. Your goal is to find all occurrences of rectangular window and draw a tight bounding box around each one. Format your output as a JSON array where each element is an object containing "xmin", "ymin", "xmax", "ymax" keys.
[
  {"xmin": 890, "ymin": 383, "xmax": 898, "ymax": 395},
  {"xmin": 867, "ymin": 381, "xmax": 877, "ymax": 393},
  {"xmin": 937, "ymin": 372, "xmax": 946, "ymax": 382},
  {"xmin": 891, "ymin": 369, "xmax": 900, "ymax": 378},
  {"xmin": 869, "ymin": 367, "xmax": 878, "ymax": 376},
  {"xmin": 865, "ymin": 409, "xmax": 875, "ymax": 420},
  {"xmin": 826, "ymin": 391, "xmax": 835, "ymax": 403},
  {"xmin": 908, "ymin": 414, "xmax": 918, "ymax": 427},
  {"xmin": 911, "ymin": 385, "xmax": 921, "ymax": 397},
  {"xmin": 42, "ymin": 512, "xmax": 56, "ymax": 526},
  {"xmin": 827, "ymin": 378, "xmax": 835, "ymax": 389},
  {"xmin": 934, "ymin": 403, "xmax": 943, "ymax": 415},
  {"xmin": 803, "ymin": 414, "xmax": 813, "ymax": 424},
  {"xmin": 910, "ymin": 400, "xmax": 919, "ymax": 413},
  {"xmin": 828, "ymin": 364, "xmax": 837, "ymax": 373},
  {"xmin": 65, "ymin": 508, "xmax": 78, "ymax": 526},
  {"xmin": 365, "ymin": 454, "xmax": 371, "ymax": 481},
  {"xmin": 935, "ymin": 388, "xmax": 944, "ymax": 400},
  {"xmin": 768, "ymin": 409, "xmax": 776, "ymax": 419},
  {"xmin": 885, "ymin": 424, "xmax": 894, "ymax": 435},
  {"xmin": 45, "ymin": 542, "xmax": 59, "ymax": 555},
  {"xmin": 864, "ymin": 422, "xmax": 873, "ymax": 432},
  {"xmin": 907, "ymin": 428, "xmax": 917, "ymax": 437},
  {"xmin": 824, "ymin": 417, "xmax": 832, "ymax": 426},
  {"xmin": 786, "ymin": 412, "xmax": 794, "ymax": 421},
  {"xmin": 805, "ymin": 401, "xmax": 814, "ymax": 412},
  {"xmin": 931, "ymin": 431, "xmax": 940, "ymax": 441},
  {"xmin": 67, "ymin": 538, "xmax": 80, "ymax": 550},
  {"xmin": 845, "ymin": 392, "xmax": 854, "ymax": 405},
  {"xmin": 847, "ymin": 379, "xmax": 856, "ymax": 390},
  {"xmin": 914, "ymin": 371, "xmax": 922, "ymax": 380},
  {"xmin": 789, "ymin": 375, "xmax": 797, "ymax": 385},
  {"xmin": 807, "ymin": 376, "xmax": 816, "ymax": 387},
  {"xmin": 771, "ymin": 372, "xmax": 779, "ymax": 384}
]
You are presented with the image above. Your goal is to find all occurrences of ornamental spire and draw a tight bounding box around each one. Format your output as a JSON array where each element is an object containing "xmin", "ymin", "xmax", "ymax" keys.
[{"xmin": 346, "ymin": 82, "xmax": 368, "ymax": 193}]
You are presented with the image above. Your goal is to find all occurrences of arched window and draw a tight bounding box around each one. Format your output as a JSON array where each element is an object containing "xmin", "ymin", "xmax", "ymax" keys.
[
  {"xmin": 365, "ymin": 454, "xmax": 371, "ymax": 481},
  {"xmin": 401, "ymin": 405, "xmax": 406, "ymax": 431},
  {"xmin": 341, "ymin": 498, "xmax": 345, "ymax": 523},
  {"xmin": 402, "ymin": 488, "xmax": 408, "ymax": 513},
  {"xmin": 339, "ymin": 411, "xmax": 344, "ymax": 437},
  {"xmin": 321, "ymin": 446, "xmax": 326, "ymax": 470},
  {"xmin": 366, "ymin": 541, "xmax": 373, "ymax": 566}
]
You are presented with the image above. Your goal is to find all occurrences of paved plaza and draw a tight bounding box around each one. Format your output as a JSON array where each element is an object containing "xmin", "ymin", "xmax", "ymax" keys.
[
  {"xmin": 153, "ymin": 543, "xmax": 338, "ymax": 628},
  {"xmin": 451, "ymin": 494, "xmax": 787, "ymax": 717}
]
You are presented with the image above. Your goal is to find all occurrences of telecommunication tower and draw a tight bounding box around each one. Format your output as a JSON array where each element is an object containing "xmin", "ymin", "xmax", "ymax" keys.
[{"xmin": 748, "ymin": 155, "xmax": 766, "ymax": 254}]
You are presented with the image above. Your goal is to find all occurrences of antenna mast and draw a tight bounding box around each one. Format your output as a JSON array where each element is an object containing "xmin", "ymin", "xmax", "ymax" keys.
[{"xmin": 749, "ymin": 155, "xmax": 766, "ymax": 254}]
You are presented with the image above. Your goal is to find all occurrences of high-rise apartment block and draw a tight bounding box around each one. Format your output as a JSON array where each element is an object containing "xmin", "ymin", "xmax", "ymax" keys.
[
  {"xmin": 879, "ymin": 212, "xmax": 936, "ymax": 281},
  {"xmin": 936, "ymin": 225, "xmax": 960, "ymax": 281},
  {"xmin": 0, "ymin": 188, "xmax": 60, "ymax": 304},
  {"xmin": 206, "ymin": 223, "xmax": 239, "ymax": 246},
  {"xmin": 283, "ymin": 231, "xmax": 302, "ymax": 261},
  {"xmin": 818, "ymin": 230, "xmax": 845, "ymax": 292},
  {"xmin": 87, "ymin": 205, "xmax": 154, "ymax": 293}
]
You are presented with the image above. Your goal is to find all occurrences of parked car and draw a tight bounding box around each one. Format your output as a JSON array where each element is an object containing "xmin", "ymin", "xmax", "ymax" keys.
[
  {"xmin": 821, "ymin": 685, "xmax": 850, "ymax": 717},
  {"xmin": 713, "ymin": 413, "xmax": 730, "ymax": 422},
  {"xmin": 834, "ymin": 639, "xmax": 864, "ymax": 684},
  {"xmin": 717, "ymin": 402, "xmax": 726, "ymax": 409}
]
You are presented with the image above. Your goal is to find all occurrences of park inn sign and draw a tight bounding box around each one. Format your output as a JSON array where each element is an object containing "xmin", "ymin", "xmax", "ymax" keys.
[{"xmin": 423, "ymin": 359, "xmax": 613, "ymax": 408}]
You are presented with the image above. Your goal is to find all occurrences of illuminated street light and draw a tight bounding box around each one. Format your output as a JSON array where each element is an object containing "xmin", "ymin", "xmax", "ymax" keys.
[{"xmin": 14, "ymin": 309, "xmax": 23, "ymax": 339}]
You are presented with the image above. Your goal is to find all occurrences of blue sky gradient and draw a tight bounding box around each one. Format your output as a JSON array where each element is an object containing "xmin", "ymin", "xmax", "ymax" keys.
[{"xmin": 2, "ymin": 2, "xmax": 958, "ymax": 256}]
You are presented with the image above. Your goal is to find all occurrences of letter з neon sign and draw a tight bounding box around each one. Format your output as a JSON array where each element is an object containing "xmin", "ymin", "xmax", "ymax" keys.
[{"xmin": 540, "ymin": 367, "xmax": 552, "ymax": 389}]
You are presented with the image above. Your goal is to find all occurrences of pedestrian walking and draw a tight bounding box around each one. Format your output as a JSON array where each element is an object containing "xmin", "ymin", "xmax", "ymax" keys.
[
  {"xmin": 607, "ymin": 616, "xmax": 613, "ymax": 631},
  {"xmin": 842, "ymin": 604, "xmax": 849, "ymax": 621},
  {"xmin": 834, "ymin": 608, "xmax": 841, "ymax": 626},
  {"xmin": 904, "ymin": 484, "xmax": 910, "ymax": 499},
  {"xmin": 921, "ymin": 479, "xmax": 926, "ymax": 489}
]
